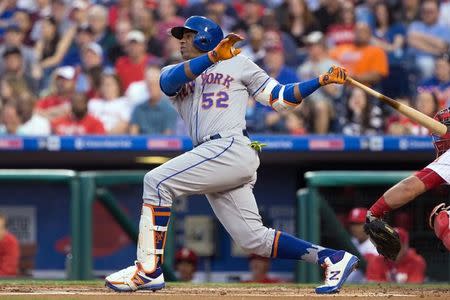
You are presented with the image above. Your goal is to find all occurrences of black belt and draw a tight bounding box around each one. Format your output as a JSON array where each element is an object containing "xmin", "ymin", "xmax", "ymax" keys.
[
  {"xmin": 196, "ymin": 129, "xmax": 249, "ymax": 147},
  {"xmin": 208, "ymin": 129, "xmax": 249, "ymax": 141}
]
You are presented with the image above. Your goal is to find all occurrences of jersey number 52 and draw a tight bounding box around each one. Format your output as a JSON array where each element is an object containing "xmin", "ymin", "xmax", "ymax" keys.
[{"xmin": 202, "ymin": 92, "xmax": 229, "ymax": 109}]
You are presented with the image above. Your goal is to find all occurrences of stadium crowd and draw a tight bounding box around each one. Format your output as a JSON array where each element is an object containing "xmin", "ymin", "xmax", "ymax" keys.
[{"xmin": 0, "ymin": 0, "xmax": 449, "ymax": 136}]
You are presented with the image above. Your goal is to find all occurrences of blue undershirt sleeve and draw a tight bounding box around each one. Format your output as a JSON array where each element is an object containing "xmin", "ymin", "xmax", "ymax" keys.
[{"xmin": 160, "ymin": 54, "xmax": 213, "ymax": 96}]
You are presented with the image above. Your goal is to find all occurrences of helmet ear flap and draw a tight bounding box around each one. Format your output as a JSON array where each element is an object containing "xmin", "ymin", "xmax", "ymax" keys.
[{"xmin": 194, "ymin": 33, "xmax": 211, "ymax": 52}]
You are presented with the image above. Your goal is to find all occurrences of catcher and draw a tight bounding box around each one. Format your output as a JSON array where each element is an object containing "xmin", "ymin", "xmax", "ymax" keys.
[{"xmin": 365, "ymin": 108, "xmax": 450, "ymax": 260}]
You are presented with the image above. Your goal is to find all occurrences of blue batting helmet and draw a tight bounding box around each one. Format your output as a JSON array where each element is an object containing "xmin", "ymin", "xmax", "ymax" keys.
[{"xmin": 170, "ymin": 16, "xmax": 224, "ymax": 52}]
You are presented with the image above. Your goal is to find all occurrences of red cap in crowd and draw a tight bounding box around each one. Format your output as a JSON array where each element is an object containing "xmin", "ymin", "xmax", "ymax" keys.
[
  {"xmin": 175, "ymin": 247, "xmax": 198, "ymax": 265},
  {"xmin": 348, "ymin": 207, "xmax": 368, "ymax": 224}
]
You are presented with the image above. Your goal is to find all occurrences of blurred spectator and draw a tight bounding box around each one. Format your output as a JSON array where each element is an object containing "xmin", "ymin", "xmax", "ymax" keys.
[
  {"xmin": 50, "ymin": 0, "xmax": 73, "ymax": 35},
  {"xmin": 108, "ymin": 0, "xmax": 132, "ymax": 32},
  {"xmin": 276, "ymin": 0, "xmax": 319, "ymax": 48},
  {"xmin": 235, "ymin": 0, "xmax": 264, "ymax": 30},
  {"xmin": 413, "ymin": 91, "xmax": 439, "ymax": 135},
  {"xmin": 52, "ymin": 93, "xmax": 105, "ymax": 135},
  {"xmin": 16, "ymin": 93, "xmax": 51, "ymax": 135},
  {"xmin": 175, "ymin": 247, "xmax": 198, "ymax": 282},
  {"xmin": 88, "ymin": 72, "xmax": 131, "ymax": 134},
  {"xmin": 12, "ymin": 9, "xmax": 33, "ymax": 46},
  {"xmin": 418, "ymin": 54, "xmax": 450, "ymax": 108},
  {"xmin": 76, "ymin": 43, "xmax": 104, "ymax": 98},
  {"xmin": 326, "ymin": 1, "xmax": 355, "ymax": 47},
  {"xmin": 330, "ymin": 22, "xmax": 388, "ymax": 87},
  {"xmin": 314, "ymin": 0, "xmax": 340, "ymax": 32},
  {"xmin": 132, "ymin": 8, "xmax": 163, "ymax": 58},
  {"xmin": 347, "ymin": 208, "xmax": 378, "ymax": 258},
  {"xmin": 115, "ymin": 30, "xmax": 157, "ymax": 91},
  {"xmin": 439, "ymin": 0, "xmax": 450, "ymax": 27},
  {"xmin": 205, "ymin": 0, "xmax": 236, "ymax": 34},
  {"xmin": 129, "ymin": 66, "xmax": 177, "ymax": 135},
  {"xmin": 407, "ymin": 0, "xmax": 450, "ymax": 79},
  {"xmin": 262, "ymin": 34, "xmax": 299, "ymax": 133},
  {"xmin": 366, "ymin": 227, "xmax": 426, "ymax": 283},
  {"xmin": 0, "ymin": 0, "xmax": 18, "ymax": 38},
  {"xmin": 1, "ymin": 47, "xmax": 37, "ymax": 94},
  {"xmin": 259, "ymin": 10, "xmax": 300, "ymax": 67},
  {"xmin": 61, "ymin": 24, "xmax": 95, "ymax": 68},
  {"xmin": 35, "ymin": 66, "xmax": 75, "ymax": 121},
  {"xmin": 386, "ymin": 92, "xmax": 438, "ymax": 135},
  {"xmin": 386, "ymin": 97, "xmax": 416, "ymax": 135},
  {"xmin": 32, "ymin": 17, "xmax": 76, "ymax": 89},
  {"xmin": 241, "ymin": 23, "xmax": 266, "ymax": 62},
  {"xmin": 372, "ymin": 2, "xmax": 407, "ymax": 64},
  {"xmin": 108, "ymin": 19, "xmax": 132, "ymax": 64},
  {"xmin": 354, "ymin": 0, "xmax": 377, "ymax": 28},
  {"xmin": 0, "ymin": 212, "xmax": 20, "ymax": 276},
  {"xmin": 340, "ymin": 87, "xmax": 383, "ymax": 135},
  {"xmin": 0, "ymin": 76, "xmax": 31, "ymax": 104},
  {"xmin": 0, "ymin": 102, "xmax": 21, "ymax": 135},
  {"xmin": 346, "ymin": 207, "xmax": 378, "ymax": 283},
  {"xmin": 262, "ymin": 33, "xmax": 298, "ymax": 83},
  {"xmin": 242, "ymin": 254, "xmax": 282, "ymax": 283},
  {"xmin": 400, "ymin": 0, "xmax": 420, "ymax": 25},
  {"xmin": 156, "ymin": 0, "xmax": 184, "ymax": 43},
  {"xmin": 298, "ymin": 31, "xmax": 341, "ymax": 133},
  {"xmin": 0, "ymin": 24, "xmax": 35, "ymax": 76},
  {"xmin": 285, "ymin": 110, "xmax": 307, "ymax": 135},
  {"xmin": 88, "ymin": 5, "xmax": 116, "ymax": 63}
]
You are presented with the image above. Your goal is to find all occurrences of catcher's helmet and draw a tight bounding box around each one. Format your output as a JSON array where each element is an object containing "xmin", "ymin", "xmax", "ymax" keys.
[{"xmin": 170, "ymin": 16, "xmax": 224, "ymax": 52}]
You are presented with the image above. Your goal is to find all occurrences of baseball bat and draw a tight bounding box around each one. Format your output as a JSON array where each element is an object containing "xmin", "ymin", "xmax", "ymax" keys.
[{"xmin": 346, "ymin": 77, "xmax": 448, "ymax": 136}]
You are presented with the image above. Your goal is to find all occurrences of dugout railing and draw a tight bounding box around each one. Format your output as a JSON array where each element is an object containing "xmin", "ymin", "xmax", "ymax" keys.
[{"xmin": 297, "ymin": 171, "xmax": 450, "ymax": 283}]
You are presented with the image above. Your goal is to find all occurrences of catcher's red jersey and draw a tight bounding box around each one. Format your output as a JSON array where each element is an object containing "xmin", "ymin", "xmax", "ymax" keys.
[{"xmin": 366, "ymin": 249, "xmax": 426, "ymax": 283}]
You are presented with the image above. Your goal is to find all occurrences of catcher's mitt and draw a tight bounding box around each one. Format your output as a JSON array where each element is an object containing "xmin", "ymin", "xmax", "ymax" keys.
[{"xmin": 364, "ymin": 218, "xmax": 401, "ymax": 261}]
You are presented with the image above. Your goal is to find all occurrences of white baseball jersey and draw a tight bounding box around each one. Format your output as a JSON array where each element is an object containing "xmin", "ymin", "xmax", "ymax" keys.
[{"xmin": 162, "ymin": 55, "xmax": 270, "ymax": 145}]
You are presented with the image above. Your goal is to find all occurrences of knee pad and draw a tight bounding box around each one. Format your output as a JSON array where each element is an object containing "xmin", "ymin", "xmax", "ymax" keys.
[{"xmin": 429, "ymin": 203, "xmax": 450, "ymax": 251}]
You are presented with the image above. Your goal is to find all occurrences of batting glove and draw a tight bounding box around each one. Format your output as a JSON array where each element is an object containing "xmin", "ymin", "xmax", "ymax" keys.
[
  {"xmin": 208, "ymin": 33, "xmax": 243, "ymax": 63},
  {"xmin": 319, "ymin": 65, "xmax": 348, "ymax": 85}
]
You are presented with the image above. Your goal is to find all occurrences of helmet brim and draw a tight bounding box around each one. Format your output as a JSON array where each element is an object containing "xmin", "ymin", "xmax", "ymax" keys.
[{"xmin": 170, "ymin": 26, "xmax": 197, "ymax": 39}]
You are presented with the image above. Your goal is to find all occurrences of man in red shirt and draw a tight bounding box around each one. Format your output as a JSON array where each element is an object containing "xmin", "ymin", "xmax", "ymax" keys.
[
  {"xmin": 366, "ymin": 228, "xmax": 426, "ymax": 283},
  {"xmin": 52, "ymin": 93, "xmax": 105, "ymax": 135},
  {"xmin": 242, "ymin": 254, "xmax": 283, "ymax": 283},
  {"xmin": 115, "ymin": 30, "xmax": 157, "ymax": 91},
  {"xmin": 36, "ymin": 66, "xmax": 76, "ymax": 121},
  {"xmin": 0, "ymin": 213, "xmax": 20, "ymax": 276}
]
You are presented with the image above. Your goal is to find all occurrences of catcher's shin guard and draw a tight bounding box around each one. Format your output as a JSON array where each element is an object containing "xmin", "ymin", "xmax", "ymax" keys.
[{"xmin": 429, "ymin": 203, "xmax": 450, "ymax": 251}]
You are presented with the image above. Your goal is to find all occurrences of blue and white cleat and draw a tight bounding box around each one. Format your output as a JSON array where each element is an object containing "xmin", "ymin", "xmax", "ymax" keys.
[
  {"xmin": 315, "ymin": 250, "xmax": 359, "ymax": 294},
  {"xmin": 105, "ymin": 261, "xmax": 165, "ymax": 292}
]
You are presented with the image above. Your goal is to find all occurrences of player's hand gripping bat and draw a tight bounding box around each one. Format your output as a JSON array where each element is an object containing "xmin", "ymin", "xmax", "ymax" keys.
[{"xmin": 346, "ymin": 77, "xmax": 448, "ymax": 136}]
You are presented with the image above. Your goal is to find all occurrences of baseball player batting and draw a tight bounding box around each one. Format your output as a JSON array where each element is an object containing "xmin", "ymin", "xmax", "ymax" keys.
[
  {"xmin": 365, "ymin": 108, "xmax": 450, "ymax": 260},
  {"xmin": 105, "ymin": 16, "xmax": 358, "ymax": 294}
]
